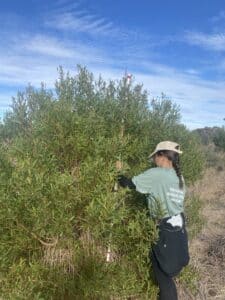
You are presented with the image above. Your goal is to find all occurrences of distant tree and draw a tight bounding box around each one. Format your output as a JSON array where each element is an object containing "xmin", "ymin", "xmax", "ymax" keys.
[
  {"xmin": 213, "ymin": 126, "xmax": 225, "ymax": 151},
  {"xmin": 193, "ymin": 126, "xmax": 222, "ymax": 146}
]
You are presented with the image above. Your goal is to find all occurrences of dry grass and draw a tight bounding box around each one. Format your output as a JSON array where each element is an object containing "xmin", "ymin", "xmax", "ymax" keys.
[
  {"xmin": 42, "ymin": 230, "xmax": 113, "ymax": 274},
  {"xmin": 178, "ymin": 163, "xmax": 225, "ymax": 299},
  {"xmin": 43, "ymin": 243, "xmax": 75, "ymax": 274}
]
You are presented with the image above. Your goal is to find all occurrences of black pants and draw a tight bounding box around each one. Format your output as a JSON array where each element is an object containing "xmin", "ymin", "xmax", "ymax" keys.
[{"xmin": 151, "ymin": 251, "xmax": 178, "ymax": 300}]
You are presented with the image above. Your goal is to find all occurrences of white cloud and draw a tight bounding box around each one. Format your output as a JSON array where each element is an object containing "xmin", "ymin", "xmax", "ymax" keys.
[
  {"xmin": 45, "ymin": 11, "xmax": 114, "ymax": 36},
  {"xmin": 0, "ymin": 30, "xmax": 111, "ymax": 88},
  {"xmin": 211, "ymin": 10, "xmax": 225, "ymax": 23},
  {"xmin": 185, "ymin": 31, "xmax": 225, "ymax": 51},
  {"xmin": 22, "ymin": 33, "xmax": 107, "ymax": 62},
  {"xmin": 25, "ymin": 35, "xmax": 75, "ymax": 58},
  {"xmin": 184, "ymin": 69, "xmax": 200, "ymax": 76}
]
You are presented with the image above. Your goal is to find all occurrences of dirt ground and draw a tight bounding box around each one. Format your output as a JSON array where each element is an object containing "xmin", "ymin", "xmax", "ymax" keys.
[{"xmin": 178, "ymin": 167, "xmax": 225, "ymax": 300}]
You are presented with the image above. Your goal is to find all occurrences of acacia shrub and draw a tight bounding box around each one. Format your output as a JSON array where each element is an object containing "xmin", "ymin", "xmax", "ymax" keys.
[{"xmin": 0, "ymin": 66, "xmax": 204, "ymax": 299}]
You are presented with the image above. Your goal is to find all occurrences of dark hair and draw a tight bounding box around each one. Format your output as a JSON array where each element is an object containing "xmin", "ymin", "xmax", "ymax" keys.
[{"xmin": 156, "ymin": 150, "xmax": 184, "ymax": 189}]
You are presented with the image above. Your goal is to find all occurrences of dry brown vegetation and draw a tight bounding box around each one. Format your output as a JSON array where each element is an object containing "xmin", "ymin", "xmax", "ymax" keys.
[{"xmin": 178, "ymin": 149, "xmax": 225, "ymax": 300}]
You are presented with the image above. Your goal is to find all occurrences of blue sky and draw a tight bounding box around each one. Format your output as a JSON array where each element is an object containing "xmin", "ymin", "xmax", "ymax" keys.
[{"xmin": 1, "ymin": 0, "xmax": 225, "ymax": 129}]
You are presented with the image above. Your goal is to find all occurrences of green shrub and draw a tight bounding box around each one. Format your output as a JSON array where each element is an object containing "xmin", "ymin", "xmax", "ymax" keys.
[
  {"xmin": 185, "ymin": 195, "xmax": 205, "ymax": 240},
  {"xmin": 213, "ymin": 127, "xmax": 225, "ymax": 151},
  {"xmin": 0, "ymin": 66, "xmax": 204, "ymax": 299},
  {"xmin": 178, "ymin": 265, "xmax": 200, "ymax": 295}
]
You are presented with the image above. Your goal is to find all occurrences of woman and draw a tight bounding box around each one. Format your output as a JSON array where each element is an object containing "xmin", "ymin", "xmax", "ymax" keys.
[{"xmin": 117, "ymin": 141, "xmax": 189, "ymax": 300}]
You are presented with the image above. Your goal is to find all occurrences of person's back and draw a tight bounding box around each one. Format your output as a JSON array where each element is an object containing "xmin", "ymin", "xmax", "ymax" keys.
[{"xmin": 133, "ymin": 166, "xmax": 185, "ymax": 217}]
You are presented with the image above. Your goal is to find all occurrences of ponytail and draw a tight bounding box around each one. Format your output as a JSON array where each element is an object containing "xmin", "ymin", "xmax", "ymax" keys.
[{"xmin": 172, "ymin": 154, "xmax": 184, "ymax": 189}]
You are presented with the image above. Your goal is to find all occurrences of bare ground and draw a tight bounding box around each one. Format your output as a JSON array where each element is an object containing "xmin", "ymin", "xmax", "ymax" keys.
[{"xmin": 178, "ymin": 167, "xmax": 225, "ymax": 300}]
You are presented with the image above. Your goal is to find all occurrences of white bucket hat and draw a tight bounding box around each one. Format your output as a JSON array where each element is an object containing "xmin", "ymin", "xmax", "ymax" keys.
[{"xmin": 149, "ymin": 141, "xmax": 183, "ymax": 158}]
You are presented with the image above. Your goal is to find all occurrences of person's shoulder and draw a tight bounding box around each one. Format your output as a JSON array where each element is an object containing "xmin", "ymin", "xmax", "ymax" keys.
[
  {"xmin": 142, "ymin": 167, "xmax": 161, "ymax": 176},
  {"xmin": 134, "ymin": 167, "xmax": 163, "ymax": 180},
  {"xmin": 149, "ymin": 167, "xmax": 162, "ymax": 173},
  {"xmin": 149, "ymin": 167, "xmax": 174, "ymax": 178}
]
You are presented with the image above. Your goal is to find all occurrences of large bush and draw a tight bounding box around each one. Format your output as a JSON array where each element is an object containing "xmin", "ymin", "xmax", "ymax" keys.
[{"xmin": 0, "ymin": 66, "xmax": 204, "ymax": 299}]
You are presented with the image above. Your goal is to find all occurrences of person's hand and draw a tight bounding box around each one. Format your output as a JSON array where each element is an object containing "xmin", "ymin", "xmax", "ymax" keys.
[{"xmin": 115, "ymin": 160, "xmax": 123, "ymax": 171}]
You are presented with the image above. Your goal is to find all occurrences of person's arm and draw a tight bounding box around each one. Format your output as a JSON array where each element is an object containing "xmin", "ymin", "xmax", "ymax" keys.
[
  {"xmin": 132, "ymin": 169, "xmax": 154, "ymax": 194},
  {"xmin": 118, "ymin": 174, "xmax": 136, "ymax": 189},
  {"xmin": 115, "ymin": 160, "xmax": 136, "ymax": 190}
]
